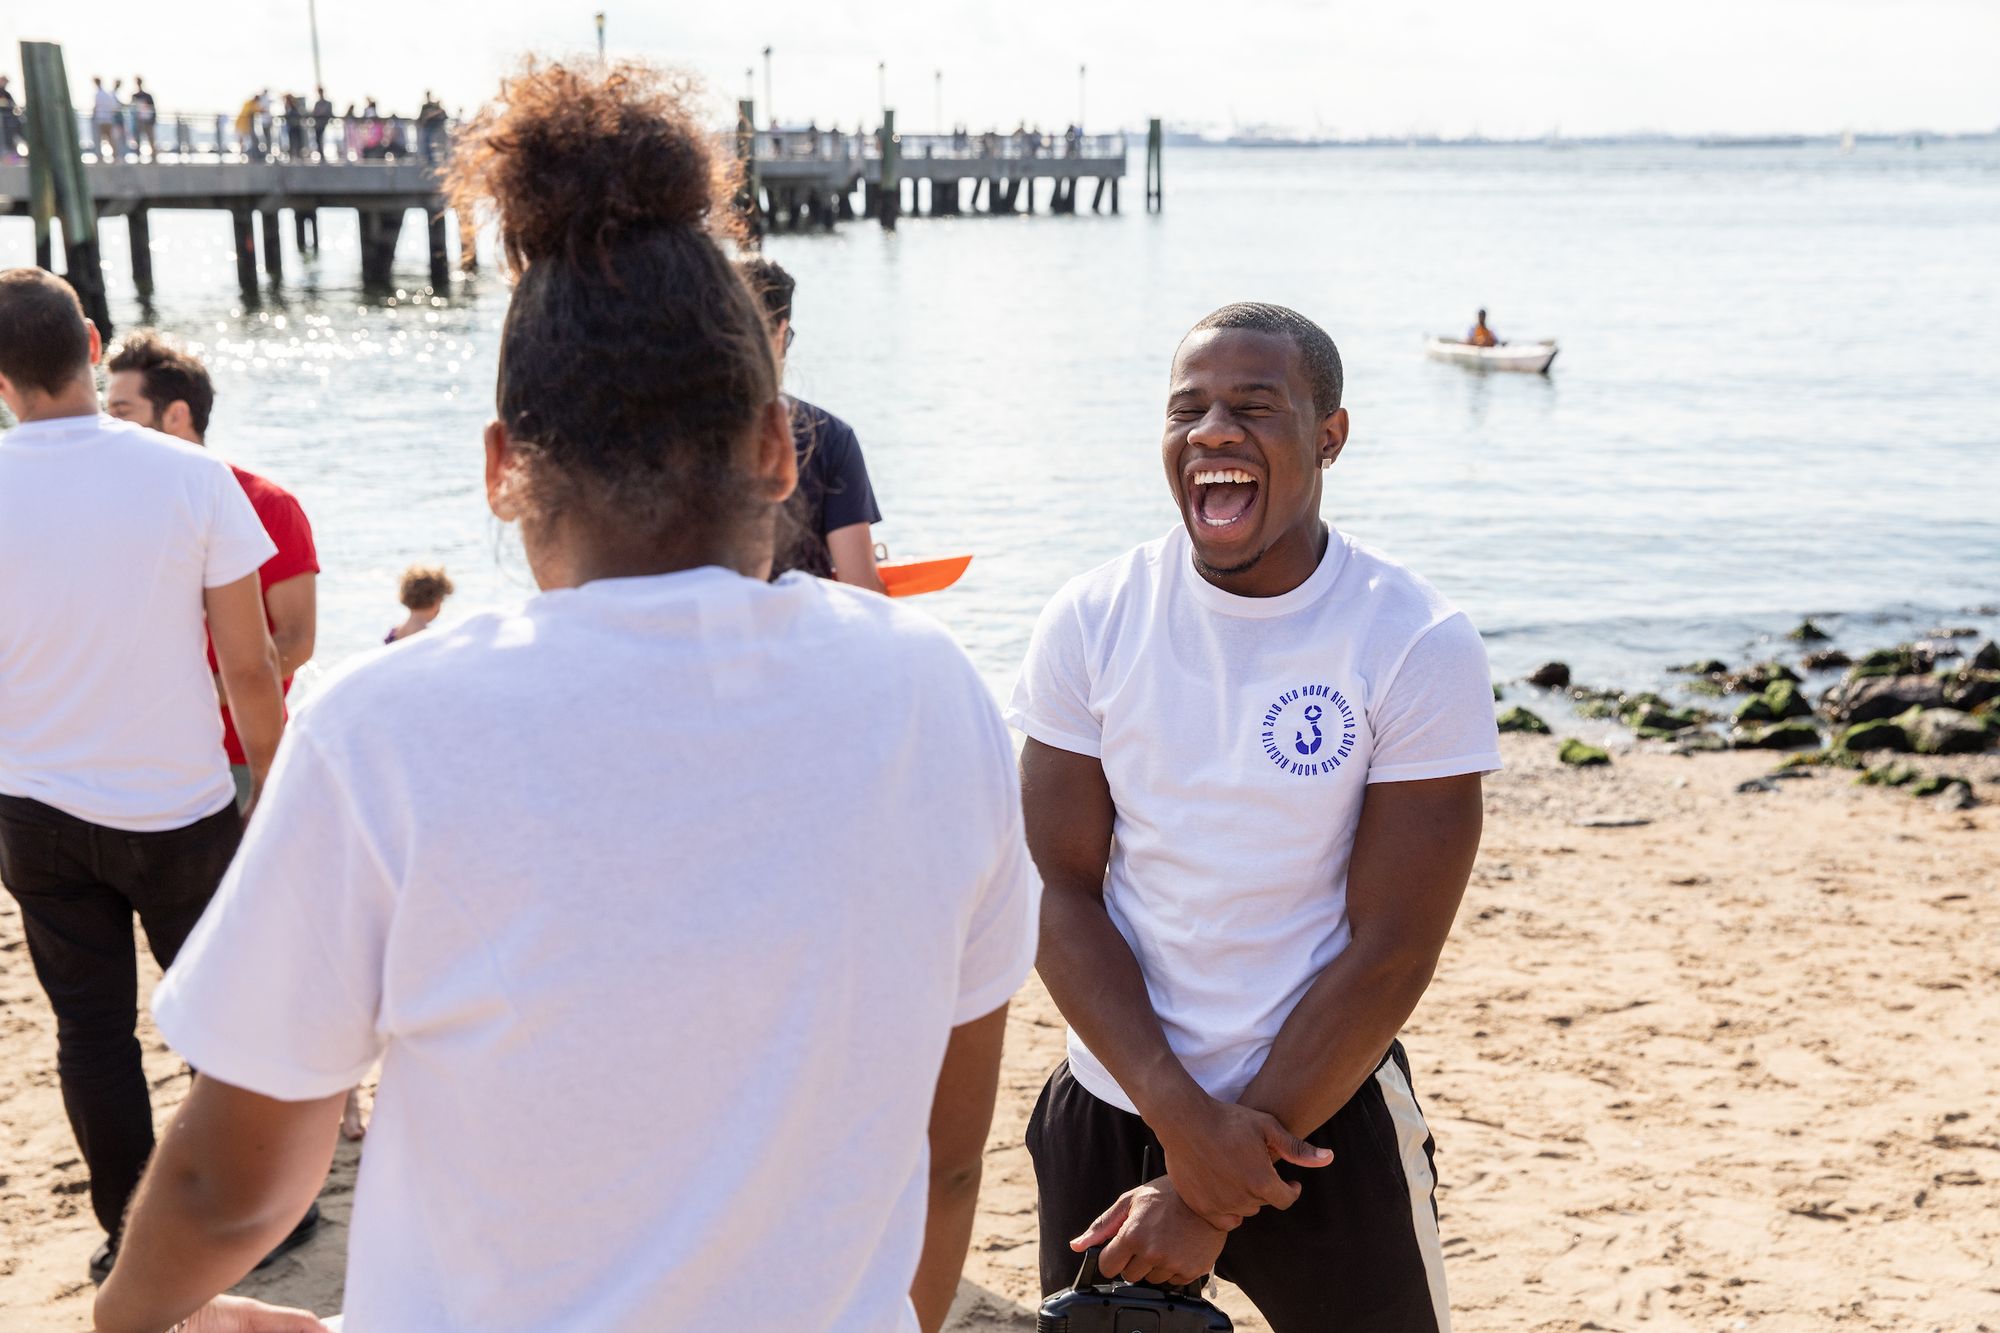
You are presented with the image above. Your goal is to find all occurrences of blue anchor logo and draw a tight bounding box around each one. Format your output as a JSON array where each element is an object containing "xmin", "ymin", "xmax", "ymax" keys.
[{"xmin": 1293, "ymin": 703, "xmax": 1325, "ymax": 757}]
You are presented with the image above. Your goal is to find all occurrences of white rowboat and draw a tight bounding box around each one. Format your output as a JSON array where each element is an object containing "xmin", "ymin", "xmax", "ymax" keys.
[{"xmin": 1425, "ymin": 337, "xmax": 1559, "ymax": 374}]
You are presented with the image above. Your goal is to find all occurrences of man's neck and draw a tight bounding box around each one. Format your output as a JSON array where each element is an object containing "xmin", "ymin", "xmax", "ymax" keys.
[
  {"xmin": 1195, "ymin": 520, "xmax": 1330, "ymax": 600},
  {"xmin": 14, "ymin": 383, "xmax": 99, "ymax": 424}
]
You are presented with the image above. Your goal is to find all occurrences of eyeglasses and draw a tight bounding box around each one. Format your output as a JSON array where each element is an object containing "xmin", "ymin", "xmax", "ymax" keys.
[{"xmin": 782, "ymin": 325, "xmax": 796, "ymax": 352}]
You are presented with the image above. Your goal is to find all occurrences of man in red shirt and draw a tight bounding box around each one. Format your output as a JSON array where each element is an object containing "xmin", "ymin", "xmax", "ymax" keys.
[{"xmin": 106, "ymin": 334, "xmax": 318, "ymax": 808}]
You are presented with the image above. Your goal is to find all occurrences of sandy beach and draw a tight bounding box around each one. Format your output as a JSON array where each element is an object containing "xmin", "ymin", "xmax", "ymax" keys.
[{"xmin": 4, "ymin": 733, "xmax": 1996, "ymax": 1330}]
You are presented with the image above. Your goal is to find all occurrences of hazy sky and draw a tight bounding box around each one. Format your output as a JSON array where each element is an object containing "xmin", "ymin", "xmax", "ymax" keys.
[{"xmin": 5, "ymin": 0, "xmax": 1995, "ymax": 139}]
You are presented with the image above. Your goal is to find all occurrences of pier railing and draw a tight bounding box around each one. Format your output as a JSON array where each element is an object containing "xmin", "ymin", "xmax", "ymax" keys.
[
  {"xmin": 0, "ymin": 106, "xmax": 451, "ymax": 166},
  {"xmin": 748, "ymin": 128, "xmax": 1126, "ymax": 163}
]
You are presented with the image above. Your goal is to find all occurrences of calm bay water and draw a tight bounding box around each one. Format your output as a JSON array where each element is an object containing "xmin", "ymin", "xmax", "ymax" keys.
[{"xmin": 5, "ymin": 142, "xmax": 1997, "ymax": 703}]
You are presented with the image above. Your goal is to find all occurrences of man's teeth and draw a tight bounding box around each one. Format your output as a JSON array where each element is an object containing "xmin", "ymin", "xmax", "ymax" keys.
[{"xmin": 1191, "ymin": 468, "xmax": 1255, "ymax": 486}]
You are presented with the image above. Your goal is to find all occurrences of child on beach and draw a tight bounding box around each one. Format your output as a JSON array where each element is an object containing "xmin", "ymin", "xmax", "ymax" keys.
[
  {"xmin": 385, "ymin": 563, "xmax": 453, "ymax": 642},
  {"xmin": 94, "ymin": 59, "xmax": 1036, "ymax": 1333}
]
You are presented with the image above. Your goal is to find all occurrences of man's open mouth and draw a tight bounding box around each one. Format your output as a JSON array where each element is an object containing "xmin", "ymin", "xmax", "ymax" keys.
[{"xmin": 1190, "ymin": 466, "xmax": 1260, "ymax": 529}]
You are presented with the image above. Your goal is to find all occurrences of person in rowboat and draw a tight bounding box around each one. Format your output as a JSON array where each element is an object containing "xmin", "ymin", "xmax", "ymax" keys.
[
  {"xmin": 1466, "ymin": 309, "xmax": 1498, "ymax": 347},
  {"xmin": 1011, "ymin": 302, "xmax": 1499, "ymax": 1328}
]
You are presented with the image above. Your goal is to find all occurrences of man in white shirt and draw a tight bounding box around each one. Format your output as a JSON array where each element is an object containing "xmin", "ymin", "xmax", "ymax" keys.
[
  {"xmin": 0, "ymin": 268, "xmax": 290, "ymax": 1284},
  {"xmin": 1009, "ymin": 303, "xmax": 1500, "ymax": 1330},
  {"xmin": 90, "ymin": 76, "xmax": 125, "ymax": 160}
]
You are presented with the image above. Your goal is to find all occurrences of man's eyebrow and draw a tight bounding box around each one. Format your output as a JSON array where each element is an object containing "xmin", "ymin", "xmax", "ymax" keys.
[{"xmin": 1229, "ymin": 381, "xmax": 1286, "ymax": 396}]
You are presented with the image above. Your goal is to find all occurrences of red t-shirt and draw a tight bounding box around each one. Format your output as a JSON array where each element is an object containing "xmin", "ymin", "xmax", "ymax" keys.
[{"xmin": 207, "ymin": 464, "xmax": 318, "ymax": 765}]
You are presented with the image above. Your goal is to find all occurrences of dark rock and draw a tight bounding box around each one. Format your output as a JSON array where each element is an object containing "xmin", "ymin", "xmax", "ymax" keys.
[
  {"xmin": 1527, "ymin": 662, "xmax": 1572, "ymax": 689},
  {"xmin": 1915, "ymin": 638, "xmax": 1965, "ymax": 661},
  {"xmin": 1570, "ymin": 687, "xmax": 1623, "ymax": 720},
  {"xmin": 1848, "ymin": 645, "xmax": 1934, "ymax": 680},
  {"xmin": 1669, "ymin": 658, "xmax": 1729, "ymax": 676},
  {"xmin": 1859, "ymin": 762, "xmax": 1919, "ymax": 788},
  {"xmin": 1735, "ymin": 777, "xmax": 1776, "ymax": 794},
  {"xmin": 1734, "ymin": 681, "xmax": 1811, "ymax": 724},
  {"xmin": 1725, "ymin": 661, "xmax": 1801, "ymax": 694},
  {"xmin": 1836, "ymin": 720, "xmax": 1910, "ymax": 753},
  {"xmin": 1896, "ymin": 706, "xmax": 1992, "ymax": 756},
  {"xmin": 1801, "ymin": 649, "xmax": 1852, "ymax": 671},
  {"xmin": 1497, "ymin": 706, "xmax": 1550, "ymax": 735},
  {"xmin": 1940, "ymin": 781, "xmax": 1979, "ymax": 810},
  {"xmin": 1788, "ymin": 618, "xmax": 1831, "ymax": 642},
  {"xmin": 1943, "ymin": 669, "xmax": 2000, "ymax": 713},
  {"xmin": 1674, "ymin": 733, "xmax": 1730, "ymax": 754},
  {"xmin": 1492, "ymin": 682, "xmax": 1503, "ymax": 701},
  {"xmin": 1821, "ymin": 673, "xmax": 1947, "ymax": 724},
  {"xmin": 1733, "ymin": 721, "xmax": 1822, "ymax": 751},
  {"xmin": 1972, "ymin": 640, "xmax": 2000, "ymax": 671},
  {"xmin": 1926, "ymin": 626, "xmax": 1979, "ymax": 639},
  {"xmin": 1557, "ymin": 738, "xmax": 1610, "ymax": 767}
]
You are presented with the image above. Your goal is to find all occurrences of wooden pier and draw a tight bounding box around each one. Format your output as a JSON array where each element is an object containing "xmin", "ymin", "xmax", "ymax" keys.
[{"xmin": 2, "ymin": 45, "xmax": 1150, "ymax": 312}]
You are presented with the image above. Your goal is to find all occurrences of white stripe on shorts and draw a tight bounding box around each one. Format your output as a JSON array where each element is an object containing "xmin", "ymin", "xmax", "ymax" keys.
[{"xmin": 1374, "ymin": 1055, "xmax": 1452, "ymax": 1332}]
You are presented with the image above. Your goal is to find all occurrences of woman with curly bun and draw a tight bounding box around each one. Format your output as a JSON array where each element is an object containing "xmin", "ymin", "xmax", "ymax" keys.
[{"xmin": 95, "ymin": 61, "xmax": 1038, "ymax": 1333}]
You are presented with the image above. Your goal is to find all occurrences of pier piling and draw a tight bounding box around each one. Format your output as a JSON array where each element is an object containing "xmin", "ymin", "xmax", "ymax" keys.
[
  {"xmin": 879, "ymin": 110, "xmax": 899, "ymax": 230},
  {"xmin": 1145, "ymin": 119, "xmax": 1163, "ymax": 212},
  {"xmin": 229, "ymin": 207, "xmax": 257, "ymax": 297},
  {"xmin": 260, "ymin": 209, "xmax": 283, "ymax": 280},
  {"xmin": 127, "ymin": 208, "xmax": 153, "ymax": 296},
  {"xmin": 20, "ymin": 41, "xmax": 112, "ymax": 333},
  {"xmin": 427, "ymin": 206, "xmax": 450, "ymax": 291}
]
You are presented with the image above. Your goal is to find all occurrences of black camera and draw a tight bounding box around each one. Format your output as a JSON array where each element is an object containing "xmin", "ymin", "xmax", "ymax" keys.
[{"xmin": 1035, "ymin": 1246, "xmax": 1233, "ymax": 1332}]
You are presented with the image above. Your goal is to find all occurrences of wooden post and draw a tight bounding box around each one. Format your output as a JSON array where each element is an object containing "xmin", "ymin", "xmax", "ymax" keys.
[
  {"xmin": 358, "ymin": 208, "xmax": 405, "ymax": 289},
  {"xmin": 128, "ymin": 208, "xmax": 153, "ymax": 296},
  {"xmin": 260, "ymin": 209, "xmax": 283, "ymax": 279},
  {"xmin": 879, "ymin": 109, "xmax": 899, "ymax": 229},
  {"xmin": 1146, "ymin": 118, "xmax": 1163, "ymax": 212},
  {"xmin": 230, "ymin": 207, "xmax": 258, "ymax": 296},
  {"xmin": 427, "ymin": 203, "xmax": 449, "ymax": 291},
  {"xmin": 458, "ymin": 211, "xmax": 478, "ymax": 272},
  {"xmin": 735, "ymin": 99, "xmax": 761, "ymax": 237},
  {"xmin": 19, "ymin": 41, "xmax": 113, "ymax": 333},
  {"xmin": 293, "ymin": 210, "xmax": 308, "ymax": 253},
  {"xmin": 1091, "ymin": 177, "xmax": 1106, "ymax": 213},
  {"xmin": 1112, "ymin": 177, "xmax": 1120, "ymax": 214}
]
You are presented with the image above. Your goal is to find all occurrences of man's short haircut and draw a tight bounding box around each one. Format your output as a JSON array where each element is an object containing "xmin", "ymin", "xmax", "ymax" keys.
[
  {"xmin": 736, "ymin": 255, "xmax": 796, "ymax": 326},
  {"xmin": 399, "ymin": 564, "xmax": 455, "ymax": 610},
  {"xmin": 0, "ymin": 268, "xmax": 91, "ymax": 396},
  {"xmin": 106, "ymin": 330, "xmax": 215, "ymax": 437},
  {"xmin": 1186, "ymin": 302, "xmax": 1343, "ymax": 418}
]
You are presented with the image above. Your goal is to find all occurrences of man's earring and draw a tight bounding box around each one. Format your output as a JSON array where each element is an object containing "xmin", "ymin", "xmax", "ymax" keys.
[{"xmin": 1320, "ymin": 457, "xmax": 1333, "ymax": 470}]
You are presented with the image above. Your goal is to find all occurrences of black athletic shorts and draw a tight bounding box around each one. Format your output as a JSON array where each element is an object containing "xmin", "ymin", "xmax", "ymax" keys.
[{"xmin": 1026, "ymin": 1043, "xmax": 1451, "ymax": 1332}]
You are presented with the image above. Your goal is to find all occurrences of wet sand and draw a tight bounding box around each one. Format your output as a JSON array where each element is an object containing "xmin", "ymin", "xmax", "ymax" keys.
[{"xmin": 4, "ymin": 735, "xmax": 1997, "ymax": 1329}]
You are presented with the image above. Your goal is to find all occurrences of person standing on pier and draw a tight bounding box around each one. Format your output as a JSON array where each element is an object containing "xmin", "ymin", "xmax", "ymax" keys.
[
  {"xmin": 1012, "ymin": 303, "xmax": 1497, "ymax": 1330},
  {"xmin": 0, "ymin": 269, "xmax": 294, "ymax": 1286},
  {"xmin": 738, "ymin": 256, "xmax": 888, "ymax": 593},
  {"xmin": 0, "ymin": 76, "xmax": 21, "ymax": 163},
  {"xmin": 129, "ymin": 77, "xmax": 156, "ymax": 160},
  {"xmin": 90, "ymin": 76, "xmax": 124, "ymax": 161},
  {"xmin": 103, "ymin": 332, "xmax": 319, "ymax": 813},
  {"xmin": 311, "ymin": 86, "xmax": 333, "ymax": 160}
]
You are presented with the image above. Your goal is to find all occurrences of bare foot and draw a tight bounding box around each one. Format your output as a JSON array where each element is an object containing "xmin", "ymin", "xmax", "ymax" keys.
[{"xmin": 341, "ymin": 1087, "xmax": 368, "ymax": 1141}]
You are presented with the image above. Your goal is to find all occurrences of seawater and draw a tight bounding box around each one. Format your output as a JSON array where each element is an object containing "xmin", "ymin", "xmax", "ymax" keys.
[{"xmin": 5, "ymin": 142, "xmax": 1997, "ymax": 706}]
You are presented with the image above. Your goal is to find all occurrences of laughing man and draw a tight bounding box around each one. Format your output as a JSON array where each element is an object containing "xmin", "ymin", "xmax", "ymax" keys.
[{"xmin": 1009, "ymin": 303, "xmax": 1500, "ymax": 1330}]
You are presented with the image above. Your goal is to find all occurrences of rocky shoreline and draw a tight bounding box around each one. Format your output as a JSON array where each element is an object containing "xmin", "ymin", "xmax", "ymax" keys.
[{"xmin": 1495, "ymin": 622, "xmax": 2000, "ymax": 808}]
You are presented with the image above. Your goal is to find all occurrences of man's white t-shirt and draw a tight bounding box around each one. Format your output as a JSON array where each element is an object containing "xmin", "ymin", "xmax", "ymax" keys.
[
  {"xmin": 93, "ymin": 86, "xmax": 120, "ymax": 122},
  {"xmin": 0, "ymin": 414, "xmax": 275, "ymax": 831},
  {"xmin": 153, "ymin": 568, "xmax": 1040, "ymax": 1332},
  {"xmin": 1006, "ymin": 524, "xmax": 1500, "ymax": 1114}
]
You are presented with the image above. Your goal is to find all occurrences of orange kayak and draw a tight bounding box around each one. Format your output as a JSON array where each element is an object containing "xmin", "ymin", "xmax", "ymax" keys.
[{"xmin": 880, "ymin": 554, "xmax": 973, "ymax": 598}]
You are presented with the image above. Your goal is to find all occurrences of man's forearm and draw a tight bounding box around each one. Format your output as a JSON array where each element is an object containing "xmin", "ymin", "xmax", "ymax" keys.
[
  {"xmin": 219, "ymin": 652, "xmax": 284, "ymax": 780},
  {"xmin": 910, "ymin": 1160, "xmax": 981, "ymax": 1332},
  {"xmin": 1235, "ymin": 944, "xmax": 1436, "ymax": 1139},
  {"xmin": 271, "ymin": 625, "xmax": 314, "ymax": 679},
  {"xmin": 1038, "ymin": 888, "xmax": 1205, "ymax": 1125}
]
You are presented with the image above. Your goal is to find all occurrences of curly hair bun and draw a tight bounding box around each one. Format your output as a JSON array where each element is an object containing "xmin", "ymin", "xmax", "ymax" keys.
[{"xmin": 448, "ymin": 61, "xmax": 723, "ymax": 271}]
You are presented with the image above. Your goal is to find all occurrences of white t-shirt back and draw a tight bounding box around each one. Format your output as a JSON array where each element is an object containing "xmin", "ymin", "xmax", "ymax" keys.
[
  {"xmin": 153, "ymin": 568, "xmax": 1040, "ymax": 1332},
  {"xmin": 0, "ymin": 414, "xmax": 275, "ymax": 830},
  {"xmin": 1006, "ymin": 525, "xmax": 1500, "ymax": 1113}
]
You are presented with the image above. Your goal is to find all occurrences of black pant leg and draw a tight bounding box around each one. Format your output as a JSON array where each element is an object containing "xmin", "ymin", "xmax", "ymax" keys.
[
  {"xmin": 1214, "ymin": 1043, "xmax": 1450, "ymax": 1332},
  {"xmin": 115, "ymin": 803, "xmax": 241, "ymax": 971},
  {"xmin": 1025, "ymin": 1061, "xmax": 1161, "ymax": 1297},
  {"xmin": 0, "ymin": 797, "xmax": 151, "ymax": 1238}
]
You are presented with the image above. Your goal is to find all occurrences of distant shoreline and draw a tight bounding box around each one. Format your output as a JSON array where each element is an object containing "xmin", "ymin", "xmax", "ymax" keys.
[{"xmin": 1155, "ymin": 130, "xmax": 1999, "ymax": 150}]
